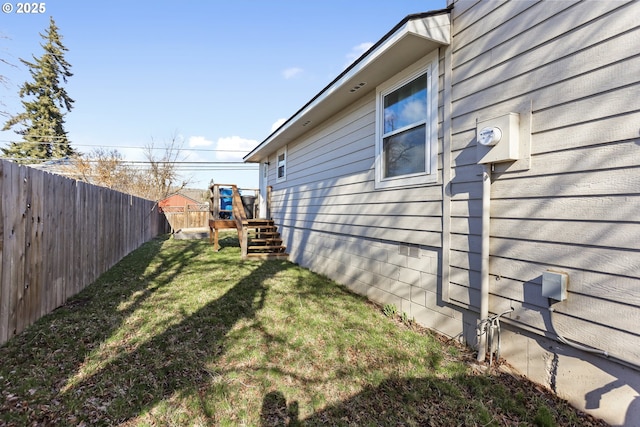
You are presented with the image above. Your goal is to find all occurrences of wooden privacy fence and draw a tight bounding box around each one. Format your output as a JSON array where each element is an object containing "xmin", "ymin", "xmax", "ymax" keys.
[
  {"xmin": 162, "ymin": 203, "xmax": 209, "ymax": 231},
  {"xmin": 0, "ymin": 160, "xmax": 169, "ymax": 346}
]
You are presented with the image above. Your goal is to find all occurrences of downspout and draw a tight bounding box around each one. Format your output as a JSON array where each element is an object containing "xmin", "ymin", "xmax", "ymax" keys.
[{"xmin": 477, "ymin": 163, "xmax": 492, "ymax": 362}]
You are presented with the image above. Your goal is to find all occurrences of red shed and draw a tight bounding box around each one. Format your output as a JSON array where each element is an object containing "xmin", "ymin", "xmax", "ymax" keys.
[{"xmin": 158, "ymin": 193, "xmax": 202, "ymax": 213}]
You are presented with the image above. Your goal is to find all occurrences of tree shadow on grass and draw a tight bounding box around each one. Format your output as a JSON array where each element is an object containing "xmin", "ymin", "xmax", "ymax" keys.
[
  {"xmin": 260, "ymin": 374, "xmax": 609, "ymax": 427},
  {"xmin": 0, "ymin": 236, "xmax": 176, "ymax": 420},
  {"xmin": 217, "ymin": 234, "xmax": 241, "ymax": 249},
  {"xmin": 44, "ymin": 257, "xmax": 290, "ymax": 424},
  {"xmin": 299, "ymin": 375, "xmax": 514, "ymax": 426},
  {"xmin": 0, "ymin": 235, "xmax": 293, "ymax": 425}
]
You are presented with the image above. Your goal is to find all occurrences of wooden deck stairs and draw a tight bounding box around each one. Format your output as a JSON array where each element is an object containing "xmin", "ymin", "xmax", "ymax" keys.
[
  {"xmin": 209, "ymin": 184, "xmax": 288, "ymax": 260},
  {"xmin": 242, "ymin": 219, "xmax": 288, "ymax": 260}
]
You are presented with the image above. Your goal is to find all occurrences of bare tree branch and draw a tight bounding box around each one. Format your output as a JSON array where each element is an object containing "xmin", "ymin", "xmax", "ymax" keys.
[{"xmin": 141, "ymin": 133, "xmax": 190, "ymax": 200}]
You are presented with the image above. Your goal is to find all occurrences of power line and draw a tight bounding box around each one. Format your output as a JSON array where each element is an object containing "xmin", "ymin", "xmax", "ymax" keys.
[
  {"xmin": 4, "ymin": 158, "xmax": 257, "ymax": 166},
  {"xmin": 0, "ymin": 135, "xmax": 70, "ymax": 140},
  {"xmin": 0, "ymin": 139, "xmax": 250, "ymax": 153},
  {"xmin": 93, "ymin": 160, "xmax": 253, "ymax": 165}
]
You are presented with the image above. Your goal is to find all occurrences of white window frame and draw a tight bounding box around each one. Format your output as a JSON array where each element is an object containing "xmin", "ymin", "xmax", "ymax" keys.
[
  {"xmin": 374, "ymin": 53, "xmax": 439, "ymax": 189},
  {"xmin": 276, "ymin": 146, "xmax": 287, "ymax": 183}
]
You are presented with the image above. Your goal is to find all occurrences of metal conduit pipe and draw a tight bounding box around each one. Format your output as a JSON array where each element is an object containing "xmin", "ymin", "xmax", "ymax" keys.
[
  {"xmin": 478, "ymin": 307, "xmax": 514, "ymax": 367},
  {"xmin": 548, "ymin": 307, "xmax": 609, "ymax": 357},
  {"xmin": 477, "ymin": 163, "xmax": 492, "ymax": 362},
  {"xmin": 548, "ymin": 306, "xmax": 640, "ymax": 372}
]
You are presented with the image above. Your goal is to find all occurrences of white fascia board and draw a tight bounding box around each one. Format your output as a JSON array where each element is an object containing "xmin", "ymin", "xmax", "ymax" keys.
[{"xmin": 244, "ymin": 11, "xmax": 450, "ymax": 163}]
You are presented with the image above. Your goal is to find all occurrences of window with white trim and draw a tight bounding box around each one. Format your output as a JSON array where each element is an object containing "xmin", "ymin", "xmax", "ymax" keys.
[
  {"xmin": 276, "ymin": 146, "xmax": 287, "ymax": 182},
  {"xmin": 375, "ymin": 53, "xmax": 438, "ymax": 189}
]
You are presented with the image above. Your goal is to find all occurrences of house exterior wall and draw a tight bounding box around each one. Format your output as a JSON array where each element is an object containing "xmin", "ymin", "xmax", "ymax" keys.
[
  {"xmin": 270, "ymin": 91, "xmax": 443, "ymax": 248},
  {"xmin": 260, "ymin": 1, "xmax": 640, "ymax": 424},
  {"xmin": 264, "ymin": 50, "xmax": 456, "ymax": 335},
  {"xmin": 446, "ymin": 1, "xmax": 640, "ymax": 424}
]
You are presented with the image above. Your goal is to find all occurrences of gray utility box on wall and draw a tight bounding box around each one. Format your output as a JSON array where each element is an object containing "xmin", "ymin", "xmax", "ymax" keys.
[{"xmin": 542, "ymin": 270, "xmax": 569, "ymax": 301}]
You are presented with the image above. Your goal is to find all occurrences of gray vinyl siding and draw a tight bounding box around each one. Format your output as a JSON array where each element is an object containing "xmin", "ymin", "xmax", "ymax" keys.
[
  {"xmin": 448, "ymin": 0, "xmax": 640, "ymax": 362},
  {"xmin": 269, "ymin": 89, "xmax": 444, "ymax": 249},
  {"xmin": 266, "ymin": 51, "xmax": 451, "ymax": 334}
]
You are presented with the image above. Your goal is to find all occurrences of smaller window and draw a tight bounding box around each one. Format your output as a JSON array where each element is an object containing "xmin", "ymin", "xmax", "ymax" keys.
[{"xmin": 276, "ymin": 146, "xmax": 287, "ymax": 182}]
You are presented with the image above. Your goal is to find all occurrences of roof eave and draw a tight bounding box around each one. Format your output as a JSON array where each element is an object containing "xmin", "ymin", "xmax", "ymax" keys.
[{"xmin": 244, "ymin": 9, "xmax": 451, "ymax": 163}]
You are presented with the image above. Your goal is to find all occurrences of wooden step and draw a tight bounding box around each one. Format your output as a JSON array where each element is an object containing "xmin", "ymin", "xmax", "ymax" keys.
[
  {"xmin": 249, "ymin": 231, "xmax": 278, "ymax": 236},
  {"xmin": 248, "ymin": 245, "xmax": 287, "ymax": 252},
  {"xmin": 241, "ymin": 218, "xmax": 288, "ymax": 260},
  {"xmin": 245, "ymin": 227, "xmax": 276, "ymax": 232},
  {"xmin": 250, "ymin": 238, "xmax": 283, "ymax": 245},
  {"xmin": 246, "ymin": 226, "xmax": 278, "ymax": 232},
  {"xmin": 244, "ymin": 219, "xmax": 275, "ymax": 226},
  {"xmin": 248, "ymin": 233, "xmax": 280, "ymax": 240},
  {"xmin": 245, "ymin": 252, "xmax": 289, "ymax": 260},
  {"xmin": 247, "ymin": 226, "xmax": 278, "ymax": 232}
]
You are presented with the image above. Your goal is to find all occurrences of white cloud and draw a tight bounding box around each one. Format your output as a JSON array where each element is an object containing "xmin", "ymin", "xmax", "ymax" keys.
[
  {"xmin": 271, "ymin": 118, "xmax": 287, "ymax": 133},
  {"xmin": 181, "ymin": 135, "xmax": 213, "ymax": 163},
  {"xmin": 345, "ymin": 42, "xmax": 374, "ymax": 68},
  {"xmin": 188, "ymin": 135, "xmax": 213, "ymax": 147},
  {"xmin": 216, "ymin": 136, "xmax": 258, "ymax": 161},
  {"xmin": 282, "ymin": 67, "xmax": 303, "ymax": 79}
]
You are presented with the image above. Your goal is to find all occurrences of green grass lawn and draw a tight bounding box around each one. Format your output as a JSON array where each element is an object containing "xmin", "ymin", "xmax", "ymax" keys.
[{"xmin": 0, "ymin": 233, "xmax": 607, "ymax": 426}]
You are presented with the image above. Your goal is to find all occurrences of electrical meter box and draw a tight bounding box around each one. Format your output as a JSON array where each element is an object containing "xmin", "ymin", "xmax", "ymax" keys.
[
  {"xmin": 542, "ymin": 270, "xmax": 568, "ymax": 301},
  {"xmin": 476, "ymin": 113, "xmax": 521, "ymax": 164}
]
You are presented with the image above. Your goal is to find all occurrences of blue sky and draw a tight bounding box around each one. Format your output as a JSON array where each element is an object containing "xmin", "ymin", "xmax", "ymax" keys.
[{"xmin": 1, "ymin": 0, "xmax": 446, "ymax": 189}]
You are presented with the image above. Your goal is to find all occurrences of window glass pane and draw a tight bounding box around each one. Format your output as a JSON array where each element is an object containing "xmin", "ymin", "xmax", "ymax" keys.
[
  {"xmin": 383, "ymin": 124, "xmax": 426, "ymax": 178},
  {"xmin": 383, "ymin": 74, "xmax": 427, "ymax": 134},
  {"xmin": 277, "ymin": 149, "xmax": 286, "ymax": 180}
]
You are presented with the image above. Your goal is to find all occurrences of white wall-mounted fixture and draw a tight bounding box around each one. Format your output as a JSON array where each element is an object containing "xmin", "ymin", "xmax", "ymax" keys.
[
  {"xmin": 478, "ymin": 127, "xmax": 502, "ymax": 146},
  {"xmin": 477, "ymin": 164, "xmax": 492, "ymax": 362},
  {"xmin": 476, "ymin": 112, "xmax": 522, "ymax": 164},
  {"xmin": 475, "ymin": 108, "xmax": 531, "ymax": 362},
  {"xmin": 542, "ymin": 270, "xmax": 569, "ymax": 301}
]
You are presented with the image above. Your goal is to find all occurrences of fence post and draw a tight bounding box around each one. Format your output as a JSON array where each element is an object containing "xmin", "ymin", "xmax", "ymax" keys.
[
  {"xmin": 185, "ymin": 201, "xmax": 189, "ymax": 229},
  {"xmin": 241, "ymin": 226, "xmax": 248, "ymax": 259},
  {"xmin": 211, "ymin": 184, "xmax": 220, "ymax": 220}
]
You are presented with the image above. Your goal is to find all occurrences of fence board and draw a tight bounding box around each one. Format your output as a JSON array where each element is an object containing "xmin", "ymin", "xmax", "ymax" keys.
[
  {"xmin": 13, "ymin": 166, "xmax": 27, "ymax": 336},
  {"xmin": 22, "ymin": 170, "xmax": 34, "ymax": 329},
  {"xmin": 62, "ymin": 178, "xmax": 72, "ymax": 300},
  {"xmin": 43, "ymin": 172, "xmax": 54, "ymax": 313},
  {"xmin": 6, "ymin": 163, "xmax": 18, "ymax": 338},
  {"xmin": 0, "ymin": 160, "xmax": 169, "ymax": 345},
  {"xmin": 30, "ymin": 171, "xmax": 44, "ymax": 324},
  {"xmin": 0, "ymin": 161, "xmax": 11, "ymax": 342}
]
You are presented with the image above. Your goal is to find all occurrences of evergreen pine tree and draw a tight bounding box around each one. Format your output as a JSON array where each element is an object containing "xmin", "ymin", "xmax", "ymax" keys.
[{"xmin": 2, "ymin": 17, "xmax": 75, "ymax": 163}]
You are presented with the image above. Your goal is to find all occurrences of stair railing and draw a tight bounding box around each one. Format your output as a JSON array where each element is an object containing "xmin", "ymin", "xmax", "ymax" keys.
[{"xmin": 227, "ymin": 185, "xmax": 247, "ymax": 256}]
